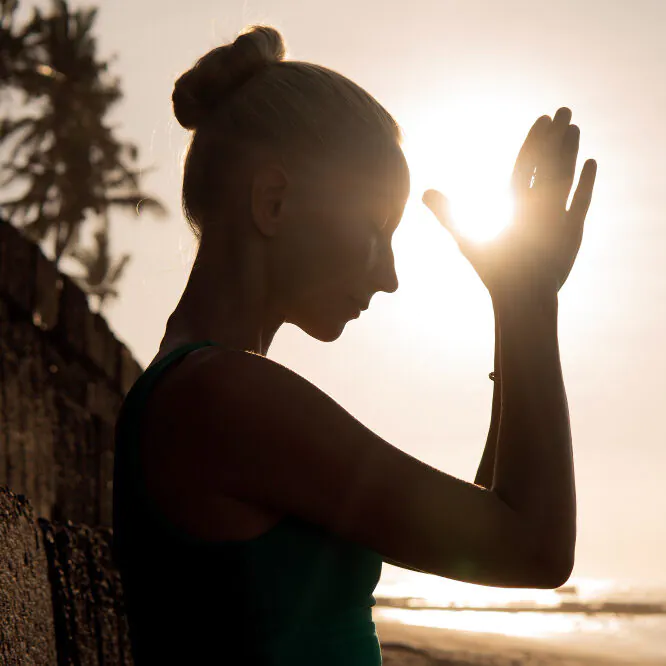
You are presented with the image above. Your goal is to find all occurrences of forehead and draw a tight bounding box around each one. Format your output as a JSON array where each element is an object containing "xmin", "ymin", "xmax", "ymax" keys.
[{"xmin": 311, "ymin": 147, "xmax": 410, "ymax": 210}]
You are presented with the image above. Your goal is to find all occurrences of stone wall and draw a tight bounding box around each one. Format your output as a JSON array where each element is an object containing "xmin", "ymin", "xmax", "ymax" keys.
[
  {"xmin": 0, "ymin": 488, "xmax": 56, "ymax": 665},
  {"xmin": 0, "ymin": 218, "xmax": 143, "ymax": 526},
  {"xmin": 0, "ymin": 487, "xmax": 134, "ymax": 665},
  {"xmin": 0, "ymin": 219, "xmax": 143, "ymax": 663}
]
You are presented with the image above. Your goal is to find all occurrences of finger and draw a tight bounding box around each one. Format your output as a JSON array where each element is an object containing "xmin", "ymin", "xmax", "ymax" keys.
[
  {"xmin": 511, "ymin": 115, "xmax": 551, "ymax": 194},
  {"xmin": 551, "ymin": 124, "xmax": 580, "ymax": 208},
  {"xmin": 568, "ymin": 159, "xmax": 597, "ymax": 229},
  {"xmin": 551, "ymin": 106, "xmax": 573, "ymax": 143},
  {"xmin": 535, "ymin": 107, "xmax": 573, "ymax": 183},
  {"xmin": 423, "ymin": 189, "xmax": 451, "ymax": 228},
  {"xmin": 422, "ymin": 189, "xmax": 465, "ymax": 245}
]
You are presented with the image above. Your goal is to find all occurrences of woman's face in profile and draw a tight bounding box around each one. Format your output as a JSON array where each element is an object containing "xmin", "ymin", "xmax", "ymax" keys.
[{"xmin": 276, "ymin": 147, "xmax": 410, "ymax": 342}]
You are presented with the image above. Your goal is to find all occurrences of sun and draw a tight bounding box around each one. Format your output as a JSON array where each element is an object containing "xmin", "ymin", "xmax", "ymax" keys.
[
  {"xmin": 398, "ymin": 93, "xmax": 527, "ymax": 244},
  {"xmin": 376, "ymin": 93, "xmax": 535, "ymax": 350},
  {"xmin": 446, "ymin": 182, "xmax": 515, "ymax": 243}
]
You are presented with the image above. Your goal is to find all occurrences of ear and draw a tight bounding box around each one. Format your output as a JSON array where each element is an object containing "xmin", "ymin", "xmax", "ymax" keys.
[{"xmin": 250, "ymin": 164, "xmax": 288, "ymax": 237}]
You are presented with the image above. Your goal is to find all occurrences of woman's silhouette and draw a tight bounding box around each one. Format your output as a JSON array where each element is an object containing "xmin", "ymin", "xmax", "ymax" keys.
[{"xmin": 112, "ymin": 25, "xmax": 597, "ymax": 665}]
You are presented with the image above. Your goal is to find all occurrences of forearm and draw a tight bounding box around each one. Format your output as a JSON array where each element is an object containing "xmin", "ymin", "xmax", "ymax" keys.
[
  {"xmin": 474, "ymin": 310, "xmax": 501, "ymax": 489},
  {"xmin": 491, "ymin": 289, "xmax": 576, "ymax": 573}
]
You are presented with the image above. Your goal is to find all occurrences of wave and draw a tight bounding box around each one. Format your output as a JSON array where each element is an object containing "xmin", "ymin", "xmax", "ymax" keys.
[{"xmin": 374, "ymin": 594, "xmax": 666, "ymax": 615}]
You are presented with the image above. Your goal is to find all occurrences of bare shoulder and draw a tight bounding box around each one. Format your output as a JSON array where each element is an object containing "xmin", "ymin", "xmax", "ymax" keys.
[
  {"xmin": 144, "ymin": 346, "xmax": 547, "ymax": 587},
  {"xmin": 140, "ymin": 347, "xmax": 287, "ymax": 539}
]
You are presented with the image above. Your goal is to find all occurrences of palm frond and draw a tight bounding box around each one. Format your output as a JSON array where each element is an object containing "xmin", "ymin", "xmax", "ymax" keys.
[
  {"xmin": 0, "ymin": 0, "xmax": 167, "ymax": 299},
  {"xmin": 108, "ymin": 253, "xmax": 131, "ymax": 283}
]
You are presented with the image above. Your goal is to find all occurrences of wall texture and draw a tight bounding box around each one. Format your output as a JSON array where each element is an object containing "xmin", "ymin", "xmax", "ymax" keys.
[
  {"xmin": 0, "ymin": 487, "xmax": 56, "ymax": 665},
  {"xmin": 0, "ymin": 218, "xmax": 143, "ymax": 526},
  {"xmin": 0, "ymin": 219, "xmax": 142, "ymax": 664},
  {"xmin": 0, "ymin": 486, "xmax": 134, "ymax": 666}
]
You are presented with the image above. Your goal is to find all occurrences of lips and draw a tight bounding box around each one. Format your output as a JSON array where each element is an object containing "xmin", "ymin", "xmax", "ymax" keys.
[{"xmin": 351, "ymin": 298, "xmax": 369, "ymax": 311}]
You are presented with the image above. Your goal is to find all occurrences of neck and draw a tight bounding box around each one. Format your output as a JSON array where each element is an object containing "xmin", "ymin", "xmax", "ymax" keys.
[{"xmin": 161, "ymin": 230, "xmax": 285, "ymax": 357}]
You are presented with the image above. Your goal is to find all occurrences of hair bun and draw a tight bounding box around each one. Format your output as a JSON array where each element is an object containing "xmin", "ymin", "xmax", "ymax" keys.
[{"xmin": 173, "ymin": 25, "xmax": 286, "ymax": 131}]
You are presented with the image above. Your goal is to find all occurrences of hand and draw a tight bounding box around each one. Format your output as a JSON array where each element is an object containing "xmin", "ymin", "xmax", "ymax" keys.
[{"xmin": 422, "ymin": 107, "xmax": 597, "ymax": 300}]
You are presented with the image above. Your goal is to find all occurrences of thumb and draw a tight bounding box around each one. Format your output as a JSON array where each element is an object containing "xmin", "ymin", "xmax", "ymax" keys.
[
  {"xmin": 422, "ymin": 189, "xmax": 460, "ymax": 240},
  {"xmin": 422, "ymin": 189, "xmax": 477, "ymax": 259}
]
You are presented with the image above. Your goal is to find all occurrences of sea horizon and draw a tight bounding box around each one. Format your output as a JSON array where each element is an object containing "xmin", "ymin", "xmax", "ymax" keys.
[{"xmin": 374, "ymin": 571, "xmax": 666, "ymax": 663}]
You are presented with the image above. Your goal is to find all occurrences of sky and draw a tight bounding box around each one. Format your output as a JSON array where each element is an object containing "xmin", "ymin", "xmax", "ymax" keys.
[{"xmin": 47, "ymin": 0, "xmax": 666, "ymax": 585}]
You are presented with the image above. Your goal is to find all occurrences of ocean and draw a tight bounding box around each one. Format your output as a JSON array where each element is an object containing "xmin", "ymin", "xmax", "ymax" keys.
[{"xmin": 374, "ymin": 567, "xmax": 666, "ymax": 663}]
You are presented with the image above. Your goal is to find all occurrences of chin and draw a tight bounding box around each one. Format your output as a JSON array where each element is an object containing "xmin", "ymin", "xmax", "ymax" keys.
[{"xmin": 291, "ymin": 315, "xmax": 350, "ymax": 343}]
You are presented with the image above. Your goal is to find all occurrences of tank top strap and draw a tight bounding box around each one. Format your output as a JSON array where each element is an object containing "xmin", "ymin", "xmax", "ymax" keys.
[
  {"xmin": 116, "ymin": 339, "xmax": 222, "ymax": 545},
  {"xmin": 143, "ymin": 338, "xmax": 219, "ymax": 382},
  {"xmin": 124, "ymin": 339, "xmax": 225, "ymax": 417}
]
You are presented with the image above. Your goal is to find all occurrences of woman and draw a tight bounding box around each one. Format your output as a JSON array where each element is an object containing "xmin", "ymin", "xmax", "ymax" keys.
[{"xmin": 112, "ymin": 25, "xmax": 597, "ymax": 665}]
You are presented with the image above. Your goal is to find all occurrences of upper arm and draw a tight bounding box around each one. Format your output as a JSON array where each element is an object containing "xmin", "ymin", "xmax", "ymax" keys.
[
  {"xmin": 382, "ymin": 556, "xmax": 430, "ymax": 574},
  {"xmin": 149, "ymin": 349, "xmax": 562, "ymax": 588}
]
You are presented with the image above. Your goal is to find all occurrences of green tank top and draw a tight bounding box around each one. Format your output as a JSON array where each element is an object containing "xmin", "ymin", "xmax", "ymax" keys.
[{"xmin": 112, "ymin": 340, "xmax": 384, "ymax": 665}]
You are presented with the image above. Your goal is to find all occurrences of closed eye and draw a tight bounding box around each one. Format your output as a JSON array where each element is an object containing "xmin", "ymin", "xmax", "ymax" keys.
[{"xmin": 369, "ymin": 215, "xmax": 389, "ymax": 232}]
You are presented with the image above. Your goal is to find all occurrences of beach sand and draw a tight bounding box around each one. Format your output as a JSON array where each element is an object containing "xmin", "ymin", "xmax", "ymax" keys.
[{"xmin": 375, "ymin": 617, "xmax": 663, "ymax": 666}]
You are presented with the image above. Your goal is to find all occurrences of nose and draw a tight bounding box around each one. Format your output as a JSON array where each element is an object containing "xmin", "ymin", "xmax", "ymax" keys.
[{"xmin": 372, "ymin": 243, "xmax": 399, "ymax": 294}]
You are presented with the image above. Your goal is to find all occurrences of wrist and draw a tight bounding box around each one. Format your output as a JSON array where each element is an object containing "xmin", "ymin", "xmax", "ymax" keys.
[
  {"xmin": 491, "ymin": 286, "xmax": 558, "ymax": 314},
  {"xmin": 493, "ymin": 291, "xmax": 559, "ymax": 338}
]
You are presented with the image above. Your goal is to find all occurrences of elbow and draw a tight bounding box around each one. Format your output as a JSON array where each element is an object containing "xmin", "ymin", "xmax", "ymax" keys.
[
  {"xmin": 528, "ymin": 545, "xmax": 575, "ymax": 589},
  {"xmin": 493, "ymin": 493, "xmax": 576, "ymax": 589},
  {"xmin": 530, "ymin": 559, "xmax": 573, "ymax": 589}
]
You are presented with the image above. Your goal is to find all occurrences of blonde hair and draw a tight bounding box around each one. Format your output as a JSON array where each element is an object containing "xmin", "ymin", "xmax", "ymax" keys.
[{"xmin": 172, "ymin": 25, "xmax": 403, "ymax": 240}]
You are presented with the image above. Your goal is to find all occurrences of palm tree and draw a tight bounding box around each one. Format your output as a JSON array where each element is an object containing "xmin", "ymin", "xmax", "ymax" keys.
[
  {"xmin": 0, "ymin": 0, "xmax": 165, "ymax": 269},
  {"xmin": 1, "ymin": 1, "xmax": 22, "ymax": 88},
  {"xmin": 68, "ymin": 213, "xmax": 131, "ymax": 314}
]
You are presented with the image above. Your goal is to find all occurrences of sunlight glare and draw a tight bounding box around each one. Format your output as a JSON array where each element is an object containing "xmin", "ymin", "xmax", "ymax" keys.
[
  {"xmin": 387, "ymin": 91, "xmax": 607, "ymax": 358},
  {"xmin": 399, "ymin": 92, "xmax": 526, "ymax": 244},
  {"xmin": 374, "ymin": 606, "xmax": 620, "ymax": 640},
  {"xmin": 382, "ymin": 94, "xmax": 529, "ymax": 350},
  {"xmin": 447, "ymin": 183, "xmax": 515, "ymax": 243}
]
